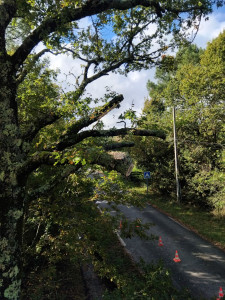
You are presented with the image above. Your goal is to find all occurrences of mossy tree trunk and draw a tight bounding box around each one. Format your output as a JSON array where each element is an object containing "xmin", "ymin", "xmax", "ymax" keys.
[{"xmin": 0, "ymin": 58, "xmax": 24, "ymax": 299}]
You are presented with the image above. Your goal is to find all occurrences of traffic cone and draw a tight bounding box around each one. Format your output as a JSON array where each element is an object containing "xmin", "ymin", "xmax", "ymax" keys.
[
  {"xmin": 136, "ymin": 219, "xmax": 141, "ymax": 227},
  {"xmin": 218, "ymin": 287, "xmax": 224, "ymax": 298},
  {"xmin": 158, "ymin": 236, "xmax": 163, "ymax": 246},
  {"xmin": 173, "ymin": 250, "xmax": 181, "ymax": 262},
  {"xmin": 119, "ymin": 220, "xmax": 122, "ymax": 229}
]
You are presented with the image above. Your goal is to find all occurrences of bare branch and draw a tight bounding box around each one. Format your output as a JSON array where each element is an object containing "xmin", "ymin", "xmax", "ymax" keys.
[
  {"xmin": 117, "ymin": 121, "xmax": 126, "ymax": 128},
  {"xmin": 63, "ymin": 94, "xmax": 124, "ymax": 137},
  {"xmin": 56, "ymin": 128, "xmax": 166, "ymax": 151},
  {"xmin": 76, "ymin": 60, "xmax": 125, "ymax": 98}
]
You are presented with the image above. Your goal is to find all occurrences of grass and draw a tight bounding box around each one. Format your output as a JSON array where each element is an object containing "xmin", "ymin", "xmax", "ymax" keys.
[{"xmin": 131, "ymin": 186, "xmax": 225, "ymax": 251}]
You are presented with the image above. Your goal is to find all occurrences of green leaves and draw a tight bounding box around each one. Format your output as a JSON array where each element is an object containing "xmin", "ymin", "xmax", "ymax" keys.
[{"xmin": 137, "ymin": 34, "xmax": 225, "ymax": 209}]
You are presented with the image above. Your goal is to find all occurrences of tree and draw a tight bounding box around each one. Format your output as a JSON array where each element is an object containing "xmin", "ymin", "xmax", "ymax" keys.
[
  {"xmin": 136, "ymin": 33, "xmax": 225, "ymax": 207},
  {"xmin": 0, "ymin": 1, "xmax": 222, "ymax": 298}
]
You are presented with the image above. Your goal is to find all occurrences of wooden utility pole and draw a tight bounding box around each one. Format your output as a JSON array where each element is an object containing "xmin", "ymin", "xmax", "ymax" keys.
[{"xmin": 172, "ymin": 106, "xmax": 181, "ymax": 203}]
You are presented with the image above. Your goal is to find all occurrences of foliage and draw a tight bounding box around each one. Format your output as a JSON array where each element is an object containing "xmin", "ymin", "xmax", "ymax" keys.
[
  {"xmin": 0, "ymin": 0, "xmax": 224, "ymax": 298},
  {"xmin": 103, "ymin": 260, "xmax": 192, "ymax": 300},
  {"xmin": 132, "ymin": 34, "xmax": 225, "ymax": 210},
  {"xmin": 21, "ymin": 260, "xmax": 86, "ymax": 300}
]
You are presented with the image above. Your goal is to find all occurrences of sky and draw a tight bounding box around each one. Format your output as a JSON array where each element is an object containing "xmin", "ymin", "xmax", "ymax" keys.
[{"xmin": 45, "ymin": 5, "xmax": 225, "ymax": 129}]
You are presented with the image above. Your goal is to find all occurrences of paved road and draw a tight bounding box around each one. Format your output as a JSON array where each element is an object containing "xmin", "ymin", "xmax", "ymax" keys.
[{"xmin": 99, "ymin": 202, "xmax": 225, "ymax": 299}]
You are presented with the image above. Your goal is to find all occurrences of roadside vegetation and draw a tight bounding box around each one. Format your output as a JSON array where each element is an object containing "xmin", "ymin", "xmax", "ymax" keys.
[{"xmin": 128, "ymin": 31, "xmax": 225, "ymax": 217}]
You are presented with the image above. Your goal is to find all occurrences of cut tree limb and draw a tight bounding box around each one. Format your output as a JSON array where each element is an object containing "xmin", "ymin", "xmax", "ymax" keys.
[{"xmin": 56, "ymin": 128, "xmax": 166, "ymax": 151}]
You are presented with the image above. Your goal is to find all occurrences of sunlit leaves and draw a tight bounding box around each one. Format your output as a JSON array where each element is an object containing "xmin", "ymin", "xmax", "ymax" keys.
[{"xmin": 137, "ymin": 35, "xmax": 225, "ymax": 207}]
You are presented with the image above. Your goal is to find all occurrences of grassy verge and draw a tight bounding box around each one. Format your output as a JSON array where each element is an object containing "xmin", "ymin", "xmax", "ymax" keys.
[{"xmin": 132, "ymin": 186, "xmax": 225, "ymax": 251}]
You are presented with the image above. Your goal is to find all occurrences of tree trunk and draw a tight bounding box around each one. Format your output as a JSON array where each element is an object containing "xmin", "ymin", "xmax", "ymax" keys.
[
  {"xmin": 0, "ymin": 59, "xmax": 25, "ymax": 299},
  {"xmin": 0, "ymin": 194, "xmax": 24, "ymax": 300}
]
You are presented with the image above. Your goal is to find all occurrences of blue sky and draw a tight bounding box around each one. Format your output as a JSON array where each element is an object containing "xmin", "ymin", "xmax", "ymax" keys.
[{"xmin": 47, "ymin": 5, "xmax": 225, "ymax": 128}]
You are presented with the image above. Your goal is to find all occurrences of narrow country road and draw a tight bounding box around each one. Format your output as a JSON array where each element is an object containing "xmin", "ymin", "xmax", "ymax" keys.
[{"xmin": 99, "ymin": 202, "xmax": 225, "ymax": 299}]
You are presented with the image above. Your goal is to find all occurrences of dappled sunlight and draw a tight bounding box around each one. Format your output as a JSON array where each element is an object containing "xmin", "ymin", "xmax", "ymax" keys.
[
  {"xmin": 212, "ymin": 207, "xmax": 225, "ymax": 218},
  {"xmin": 192, "ymin": 252, "xmax": 225, "ymax": 263},
  {"xmin": 185, "ymin": 270, "xmax": 221, "ymax": 283},
  {"xmin": 198, "ymin": 244, "xmax": 212, "ymax": 249}
]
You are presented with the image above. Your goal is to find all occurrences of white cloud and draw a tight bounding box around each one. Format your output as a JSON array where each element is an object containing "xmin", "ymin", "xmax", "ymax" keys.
[
  {"xmin": 194, "ymin": 11, "xmax": 225, "ymax": 47},
  {"xmin": 50, "ymin": 53, "xmax": 83, "ymax": 91}
]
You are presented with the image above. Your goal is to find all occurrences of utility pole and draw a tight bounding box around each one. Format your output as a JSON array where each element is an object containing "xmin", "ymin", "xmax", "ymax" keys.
[{"xmin": 172, "ymin": 106, "xmax": 181, "ymax": 203}]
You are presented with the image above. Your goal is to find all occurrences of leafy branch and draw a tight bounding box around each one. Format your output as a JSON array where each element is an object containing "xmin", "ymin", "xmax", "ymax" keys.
[{"xmin": 10, "ymin": 0, "xmax": 208, "ymax": 69}]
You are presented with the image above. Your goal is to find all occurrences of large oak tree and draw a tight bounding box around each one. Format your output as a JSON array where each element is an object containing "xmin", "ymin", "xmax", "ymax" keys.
[{"xmin": 0, "ymin": 0, "xmax": 222, "ymax": 298}]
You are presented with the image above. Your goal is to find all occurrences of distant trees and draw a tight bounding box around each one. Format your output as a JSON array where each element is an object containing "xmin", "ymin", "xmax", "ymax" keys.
[{"xmin": 131, "ymin": 33, "xmax": 225, "ymax": 209}]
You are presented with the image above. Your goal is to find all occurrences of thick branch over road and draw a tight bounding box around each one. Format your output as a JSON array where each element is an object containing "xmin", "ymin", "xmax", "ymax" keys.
[{"xmin": 56, "ymin": 128, "xmax": 166, "ymax": 151}]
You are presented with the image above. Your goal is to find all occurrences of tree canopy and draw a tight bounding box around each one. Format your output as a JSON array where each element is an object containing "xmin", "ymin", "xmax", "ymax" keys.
[{"xmin": 132, "ymin": 31, "xmax": 225, "ymax": 209}]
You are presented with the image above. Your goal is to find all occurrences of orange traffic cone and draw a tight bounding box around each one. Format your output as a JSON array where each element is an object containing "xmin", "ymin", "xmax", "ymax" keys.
[
  {"xmin": 119, "ymin": 220, "xmax": 122, "ymax": 229},
  {"xmin": 218, "ymin": 287, "xmax": 224, "ymax": 298},
  {"xmin": 158, "ymin": 236, "xmax": 163, "ymax": 246},
  {"xmin": 136, "ymin": 219, "xmax": 141, "ymax": 227},
  {"xmin": 173, "ymin": 250, "xmax": 181, "ymax": 262}
]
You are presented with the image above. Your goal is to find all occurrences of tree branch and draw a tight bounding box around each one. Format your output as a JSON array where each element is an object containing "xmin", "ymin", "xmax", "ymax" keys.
[
  {"xmin": 17, "ymin": 151, "xmax": 58, "ymax": 185},
  {"xmin": 11, "ymin": 0, "xmax": 202, "ymax": 69},
  {"xmin": 104, "ymin": 142, "xmax": 135, "ymax": 150},
  {"xmin": 25, "ymin": 164, "xmax": 82, "ymax": 202},
  {"xmin": 75, "ymin": 60, "xmax": 125, "ymax": 99},
  {"xmin": 0, "ymin": 0, "xmax": 17, "ymax": 51},
  {"xmin": 25, "ymin": 143, "xmax": 135, "ymax": 202},
  {"xmin": 18, "ymin": 127, "xmax": 165, "ymax": 180},
  {"xmin": 0, "ymin": 0, "xmax": 17, "ymax": 29},
  {"xmin": 90, "ymin": 150, "xmax": 134, "ymax": 176},
  {"xmin": 63, "ymin": 94, "xmax": 123, "ymax": 137},
  {"xmin": 21, "ymin": 112, "xmax": 61, "ymax": 142},
  {"xmin": 16, "ymin": 49, "xmax": 52, "ymax": 85},
  {"xmin": 56, "ymin": 128, "xmax": 166, "ymax": 151}
]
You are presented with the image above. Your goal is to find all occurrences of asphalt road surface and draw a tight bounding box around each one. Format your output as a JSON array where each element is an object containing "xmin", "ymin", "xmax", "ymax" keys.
[{"xmin": 98, "ymin": 202, "xmax": 225, "ymax": 299}]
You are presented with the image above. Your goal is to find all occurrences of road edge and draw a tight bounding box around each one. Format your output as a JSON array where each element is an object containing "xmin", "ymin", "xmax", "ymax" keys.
[{"xmin": 149, "ymin": 202, "xmax": 225, "ymax": 253}]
